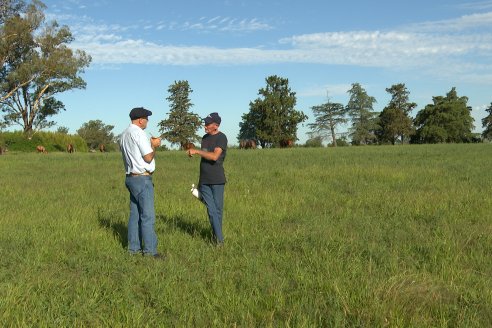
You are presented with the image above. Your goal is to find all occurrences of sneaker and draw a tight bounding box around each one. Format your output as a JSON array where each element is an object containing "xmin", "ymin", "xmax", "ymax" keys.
[{"xmin": 191, "ymin": 184, "xmax": 201, "ymax": 199}]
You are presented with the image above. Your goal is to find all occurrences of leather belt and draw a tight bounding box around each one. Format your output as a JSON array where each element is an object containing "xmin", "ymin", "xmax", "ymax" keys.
[{"xmin": 127, "ymin": 171, "xmax": 153, "ymax": 177}]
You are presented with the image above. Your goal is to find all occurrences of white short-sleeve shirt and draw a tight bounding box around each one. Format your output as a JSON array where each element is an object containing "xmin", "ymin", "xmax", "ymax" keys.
[{"xmin": 119, "ymin": 124, "xmax": 155, "ymax": 174}]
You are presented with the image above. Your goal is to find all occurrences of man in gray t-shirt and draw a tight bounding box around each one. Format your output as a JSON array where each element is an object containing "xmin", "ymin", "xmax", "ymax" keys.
[{"xmin": 187, "ymin": 112, "xmax": 227, "ymax": 245}]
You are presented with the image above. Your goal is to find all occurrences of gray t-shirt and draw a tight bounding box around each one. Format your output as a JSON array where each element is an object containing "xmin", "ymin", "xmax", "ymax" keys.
[{"xmin": 199, "ymin": 132, "xmax": 227, "ymax": 185}]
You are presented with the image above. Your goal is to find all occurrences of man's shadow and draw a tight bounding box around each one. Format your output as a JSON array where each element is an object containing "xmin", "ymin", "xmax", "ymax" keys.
[
  {"xmin": 98, "ymin": 211, "xmax": 128, "ymax": 249},
  {"xmin": 158, "ymin": 214, "xmax": 211, "ymax": 241}
]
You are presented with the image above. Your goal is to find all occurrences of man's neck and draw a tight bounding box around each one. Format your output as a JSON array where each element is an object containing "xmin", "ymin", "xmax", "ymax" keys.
[{"xmin": 132, "ymin": 122, "xmax": 145, "ymax": 130}]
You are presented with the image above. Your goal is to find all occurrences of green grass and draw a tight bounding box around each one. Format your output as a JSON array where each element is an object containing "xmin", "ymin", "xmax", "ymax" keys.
[{"xmin": 0, "ymin": 145, "xmax": 491, "ymax": 327}]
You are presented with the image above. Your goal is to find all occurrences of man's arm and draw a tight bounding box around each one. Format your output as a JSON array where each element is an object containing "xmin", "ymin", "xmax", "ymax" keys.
[
  {"xmin": 188, "ymin": 147, "xmax": 223, "ymax": 161},
  {"xmin": 143, "ymin": 137, "xmax": 161, "ymax": 163}
]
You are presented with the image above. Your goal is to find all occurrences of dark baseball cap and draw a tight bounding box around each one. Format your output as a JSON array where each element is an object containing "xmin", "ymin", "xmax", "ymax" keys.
[
  {"xmin": 203, "ymin": 112, "xmax": 221, "ymax": 125},
  {"xmin": 129, "ymin": 107, "xmax": 152, "ymax": 120}
]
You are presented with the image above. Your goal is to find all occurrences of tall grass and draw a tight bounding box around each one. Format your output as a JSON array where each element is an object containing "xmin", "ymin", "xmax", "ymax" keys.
[{"xmin": 0, "ymin": 144, "xmax": 491, "ymax": 326}]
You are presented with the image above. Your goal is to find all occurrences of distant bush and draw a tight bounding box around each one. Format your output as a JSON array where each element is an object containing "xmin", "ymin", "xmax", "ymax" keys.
[
  {"xmin": 328, "ymin": 138, "xmax": 350, "ymax": 147},
  {"xmin": 0, "ymin": 131, "xmax": 88, "ymax": 152},
  {"xmin": 304, "ymin": 136, "xmax": 324, "ymax": 148}
]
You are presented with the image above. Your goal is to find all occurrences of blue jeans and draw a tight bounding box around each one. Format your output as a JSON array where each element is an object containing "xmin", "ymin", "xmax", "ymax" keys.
[
  {"xmin": 125, "ymin": 176, "xmax": 158, "ymax": 255},
  {"xmin": 199, "ymin": 184, "xmax": 225, "ymax": 243}
]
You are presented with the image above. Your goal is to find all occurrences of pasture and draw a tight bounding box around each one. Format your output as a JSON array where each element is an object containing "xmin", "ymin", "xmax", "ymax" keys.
[{"xmin": 0, "ymin": 144, "xmax": 491, "ymax": 326}]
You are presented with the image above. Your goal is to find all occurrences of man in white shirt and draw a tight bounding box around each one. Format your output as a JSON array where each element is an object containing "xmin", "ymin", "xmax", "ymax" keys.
[{"xmin": 119, "ymin": 107, "xmax": 163, "ymax": 258}]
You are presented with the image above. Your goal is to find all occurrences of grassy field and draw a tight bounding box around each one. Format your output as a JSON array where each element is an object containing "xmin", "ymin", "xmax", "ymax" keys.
[{"xmin": 0, "ymin": 144, "xmax": 491, "ymax": 327}]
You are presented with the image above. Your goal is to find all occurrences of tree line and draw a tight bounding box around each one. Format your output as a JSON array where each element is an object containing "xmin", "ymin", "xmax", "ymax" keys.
[
  {"xmin": 238, "ymin": 77, "xmax": 491, "ymax": 147},
  {"xmin": 307, "ymin": 83, "xmax": 490, "ymax": 146},
  {"xmin": 2, "ymin": 1, "xmax": 491, "ymax": 149}
]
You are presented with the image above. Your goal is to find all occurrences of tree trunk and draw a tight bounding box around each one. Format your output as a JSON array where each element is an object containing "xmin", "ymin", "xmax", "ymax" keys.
[{"xmin": 330, "ymin": 125, "xmax": 337, "ymax": 147}]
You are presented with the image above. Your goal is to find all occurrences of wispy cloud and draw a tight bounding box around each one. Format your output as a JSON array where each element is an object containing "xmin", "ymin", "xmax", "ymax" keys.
[
  {"xmin": 57, "ymin": 10, "xmax": 492, "ymax": 84},
  {"xmin": 407, "ymin": 11, "xmax": 492, "ymax": 32},
  {"xmin": 156, "ymin": 16, "xmax": 272, "ymax": 32},
  {"xmin": 456, "ymin": 1, "xmax": 492, "ymax": 10}
]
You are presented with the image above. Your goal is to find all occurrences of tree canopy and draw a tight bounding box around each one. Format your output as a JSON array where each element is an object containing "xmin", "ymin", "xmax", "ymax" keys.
[
  {"xmin": 158, "ymin": 80, "xmax": 201, "ymax": 149},
  {"xmin": 482, "ymin": 103, "xmax": 492, "ymax": 141},
  {"xmin": 238, "ymin": 75, "xmax": 307, "ymax": 148},
  {"xmin": 77, "ymin": 120, "xmax": 115, "ymax": 150},
  {"xmin": 377, "ymin": 83, "xmax": 416, "ymax": 144},
  {"xmin": 413, "ymin": 88, "xmax": 474, "ymax": 143},
  {"xmin": 0, "ymin": 0, "xmax": 25, "ymax": 25},
  {"xmin": 308, "ymin": 97, "xmax": 347, "ymax": 147},
  {"xmin": 346, "ymin": 83, "xmax": 378, "ymax": 145},
  {"xmin": 0, "ymin": 0, "xmax": 91, "ymax": 136}
]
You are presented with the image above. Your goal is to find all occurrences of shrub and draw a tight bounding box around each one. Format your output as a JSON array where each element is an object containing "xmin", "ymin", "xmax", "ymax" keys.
[
  {"xmin": 304, "ymin": 136, "xmax": 324, "ymax": 148},
  {"xmin": 0, "ymin": 131, "xmax": 89, "ymax": 152}
]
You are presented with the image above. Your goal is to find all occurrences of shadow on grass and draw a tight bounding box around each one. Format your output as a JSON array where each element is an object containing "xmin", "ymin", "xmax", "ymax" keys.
[
  {"xmin": 98, "ymin": 211, "xmax": 128, "ymax": 250},
  {"xmin": 158, "ymin": 214, "xmax": 211, "ymax": 242}
]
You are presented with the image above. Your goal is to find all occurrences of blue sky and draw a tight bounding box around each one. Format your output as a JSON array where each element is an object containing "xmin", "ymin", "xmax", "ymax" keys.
[{"xmin": 41, "ymin": 0, "xmax": 492, "ymax": 145}]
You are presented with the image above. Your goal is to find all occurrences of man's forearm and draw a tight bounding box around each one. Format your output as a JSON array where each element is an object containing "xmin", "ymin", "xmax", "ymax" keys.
[
  {"xmin": 196, "ymin": 149, "xmax": 220, "ymax": 161},
  {"xmin": 143, "ymin": 147, "xmax": 155, "ymax": 163}
]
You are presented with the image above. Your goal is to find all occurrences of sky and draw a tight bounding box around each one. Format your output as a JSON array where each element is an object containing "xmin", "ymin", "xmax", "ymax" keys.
[{"xmin": 38, "ymin": 0, "xmax": 492, "ymax": 146}]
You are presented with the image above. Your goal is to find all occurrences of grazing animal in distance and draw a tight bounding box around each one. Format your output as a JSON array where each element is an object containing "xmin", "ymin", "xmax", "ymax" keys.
[
  {"xmin": 36, "ymin": 145, "xmax": 48, "ymax": 153},
  {"xmin": 99, "ymin": 144, "xmax": 106, "ymax": 152},
  {"xmin": 239, "ymin": 139, "xmax": 256, "ymax": 149},
  {"xmin": 279, "ymin": 139, "xmax": 294, "ymax": 148},
  {"xmin": 67, "ymin": 143, "xmax": 74, "ymax": 153},
  {"xmin": 0, "ymin": 146, "xmax": 4, "ymax": 155},
  {"xmin": 182, "ymin": 142, "xmax": 195, "ymax": 150}
]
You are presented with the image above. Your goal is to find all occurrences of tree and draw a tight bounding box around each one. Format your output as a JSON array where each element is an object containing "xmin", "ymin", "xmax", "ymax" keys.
[
  {"xmin": 304, "ymin": 136, "xmax": 323, "ymax": 148},
  {"xmin": 238, "ymin": 75, "xmax": 307, "ymax": 148},
  {"xmin": 0, "ymin": 0, "xmax": 91, "ymax": 136},
  {"xmin": 482, "ymin": 103, "xmax": 492, "ymax": 141},
  {"xmin": 413, "ymin": 87, "xmax": 474, "ymax": 143},
  {"xmin": 158, "ymin": 80, "xmax": 201, "ymax": 149},
  {"xmin": 377, "ymin": 83, "xmax": 416, "ymax": 144},
  {"xmin": 56, "ymin": 126, "xmax": 69, "ymax": 134},
  {"xmin": 0, "ymin": 0, "xmax": 25, "ymax": 62},
  {"xmin": 346, "ymin": 83, "xmax": 378, "ymax": 145},
  {"xmin": 307, "ymin": 96, "xmax": 347, "ymax": 147},
  {"xmin": 0, "ymin": 0, "xmax": 25, "ymax": 25},
  {"xmin": 77, "ymin": 120, "xmax": 115, "ymax": 150}
]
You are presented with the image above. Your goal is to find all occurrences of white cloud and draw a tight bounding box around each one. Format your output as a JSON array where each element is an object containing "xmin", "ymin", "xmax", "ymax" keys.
[
  {"xmin": 407, "ymin": 11, "xmax": 492, "ymax": 32},
  {"xmin": 182, "ymin": 16, "xmax": 272, "ymax": 32},
  {"xmin": 456, "ymin": 1, "xmax": 492, "ymax": 10},
  {"xmin": 56, "ymin": 10, "xmax": 492, "ymax": 84}
]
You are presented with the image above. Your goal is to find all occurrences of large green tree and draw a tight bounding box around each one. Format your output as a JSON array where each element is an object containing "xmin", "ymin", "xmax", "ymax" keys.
[
  {"xmin": 413, "ymin": 87, "xmax": 474, "ymax": 143},
  {"xmin": 77, "ymin": 120, "xmax": 115, "ymax": 150},
  {"xmin": 377, "ymin": 83, "xmax": 416, "ymax": 145},
  {"xmin": 481, "ymin": 102, "xmax": 492, "ymax": 141},
  {"xmin": 0, "ymin": 0, "xmax": 25, "ymax": 25},
  {"xmin": 0, "ymin": 0, "xmax": 91, "ymax": 136},
  {"xmin": 346, "ymin": 83, "xmax": 378, "ymax": 145},
  {"xmin": 158, "ymin": 80, "xmax": 201, "ymax": 149},
  {"xmin": 0, "ymin": 0, "xmax": 25, "ymax": 60},
  {"xmin": 238, "ymin": 75, "xmax": 307, "ymax": 148},
  {"xmin": 308, "ymin": 97, "xmax": 347, "ymax": 147}
]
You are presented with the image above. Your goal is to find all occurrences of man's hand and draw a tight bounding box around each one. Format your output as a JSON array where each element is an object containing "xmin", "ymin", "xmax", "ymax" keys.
[
  {"xmin": 187, "ymin": 148, "xmax": 197, "ymax": 157},
  {"xmin": 150, "ymin": 137, "xmax": 161, "ymax": 149}
]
